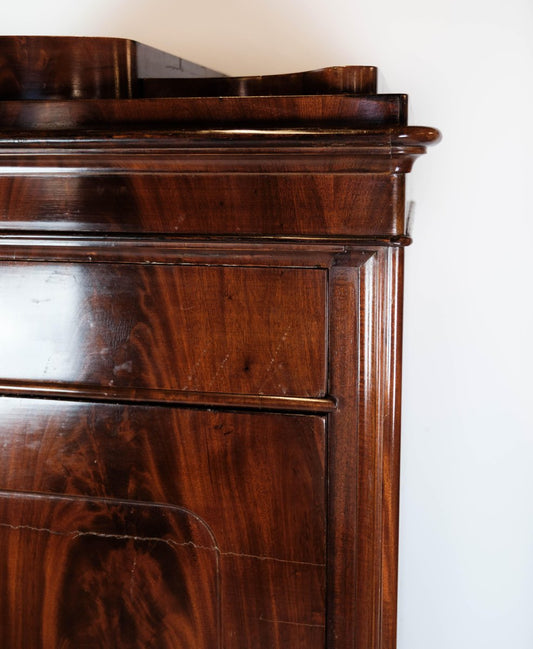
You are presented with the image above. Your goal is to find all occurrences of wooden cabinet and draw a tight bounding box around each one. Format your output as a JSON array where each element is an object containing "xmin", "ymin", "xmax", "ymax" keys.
[{"xmin": 0, "ymin": 36, "xmax": 439, "ymax": 649}]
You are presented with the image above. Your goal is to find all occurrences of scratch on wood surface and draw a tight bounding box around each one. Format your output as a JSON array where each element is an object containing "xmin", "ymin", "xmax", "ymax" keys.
[
  {"xmin": 209, "ymin": 353, "xmax": 230, "ymax": 389},
  {"xmin": 259, "ymin": 615, "xmax": 325, "ymax": 629},
  {"xmin": 182, "ymin": 345, "xmax": 210, "ymax": 390},
  {"xmin": 219, "ymin": 550, "xmax": 324, "ymax": 568},
  {"xmin": 129, "ymin": 554, "xmax": 137, "ymax": 598},
  {"xmin": 257, "ymin": 325, "xmax": 293, "ymax": 393}
]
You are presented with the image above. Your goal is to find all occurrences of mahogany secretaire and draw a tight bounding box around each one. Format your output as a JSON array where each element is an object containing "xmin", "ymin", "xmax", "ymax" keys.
[{"xmin": 0, "ymin": 36, "xmax": 439, "ymax": 649}]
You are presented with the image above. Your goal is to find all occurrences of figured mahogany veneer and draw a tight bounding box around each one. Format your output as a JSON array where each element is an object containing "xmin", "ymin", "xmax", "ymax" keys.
[
  {"xmin": 0, "ymin": 36, "xmax": 439, "ymax": 649},
  {"xmin": 0, "ymin": 263, "xmax": 327, "ymax": 397}
]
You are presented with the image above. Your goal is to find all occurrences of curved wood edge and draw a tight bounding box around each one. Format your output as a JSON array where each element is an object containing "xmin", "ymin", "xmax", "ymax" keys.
[
  {"xmin": 391, "ymin": 126, "xmax": 442, "ymax": 147},
  {"xmin": 141, "ymin": 66, "xmax": 377, "ymax": 97},
  {"xmin": 0, "ymin": 125, "xmax": 438, "ymax": 175},
  {"xmin": 0, "ymin": 125, "xmax": 440, "ymax": 146},
  {"xmin": 0, "ymin": 37, "xmax": 374, "ymax": 98}
]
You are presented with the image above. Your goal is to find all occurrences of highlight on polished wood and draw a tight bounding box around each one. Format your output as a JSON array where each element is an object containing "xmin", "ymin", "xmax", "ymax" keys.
[{"xmin": 0, "ymin": 35, "xmax": 439, "ymax": 649}]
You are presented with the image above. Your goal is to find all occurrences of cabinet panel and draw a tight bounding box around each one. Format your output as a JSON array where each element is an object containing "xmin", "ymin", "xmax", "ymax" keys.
[
  {"xmin": 0, "ymin": 262, "xmax": 327, "ymax": 398},
  {"xmin": 221, "ymin": 556, "xmax": 325, "ymax": 648},
  {"xmin": 0, "ymin": 492, "xmax": 219, "ymax": 649},
  {"xmin": 0, "ymin": 398, "xmax": 326, "ymax": 648},
  {"xmin": 0, "ymin": 397, "xmax": 326, "ymax": 561}
]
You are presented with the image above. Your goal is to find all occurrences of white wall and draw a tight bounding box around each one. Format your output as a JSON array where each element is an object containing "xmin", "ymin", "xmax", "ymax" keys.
[{"xmin": 3, "ymin": 2, "xmax": 533, "ymax": 648}]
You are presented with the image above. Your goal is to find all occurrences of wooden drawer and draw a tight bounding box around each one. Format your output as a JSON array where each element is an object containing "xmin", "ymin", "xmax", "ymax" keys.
[
  {"xmin": 0, "ymin": 397, "xmax": 326, "ymax": 648},
  {"xmin": 0, "ymin": 262, "xmax": 327, "ymax": 398}
]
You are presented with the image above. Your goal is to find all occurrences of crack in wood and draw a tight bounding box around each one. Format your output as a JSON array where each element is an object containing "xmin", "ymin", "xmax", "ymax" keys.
[{"xmin": 0, "ymin": 521, "xmax": 325, "ymax": 567}]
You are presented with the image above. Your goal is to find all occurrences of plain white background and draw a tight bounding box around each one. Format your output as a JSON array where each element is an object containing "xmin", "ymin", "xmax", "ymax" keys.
[{"xmin": 2, "ymin": 2, "xmax": 533, "ymax": 648}]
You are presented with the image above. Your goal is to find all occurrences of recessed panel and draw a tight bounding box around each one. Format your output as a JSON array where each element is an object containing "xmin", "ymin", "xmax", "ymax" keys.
[
  {"xmin": 0, "ymin": 492, "xmax": 219, "ymax": 649},
  {"xmin": 0, "ymin": 398, "xmax": 326, "ymax": 649}
]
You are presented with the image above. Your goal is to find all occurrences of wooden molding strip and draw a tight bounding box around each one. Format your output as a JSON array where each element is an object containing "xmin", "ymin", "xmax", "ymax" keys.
[{"xmin": 0, "ymin": 382, "xmax": 338, "ymax": 413}]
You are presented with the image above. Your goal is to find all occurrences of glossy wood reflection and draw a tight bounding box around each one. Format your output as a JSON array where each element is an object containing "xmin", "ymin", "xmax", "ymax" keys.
[
  {"xmin": 0, "ymin": 263, "xmax": 327, "ymax": 398},
  {"xmin": 0, "ymin": 36, "xmax": 377, "ymax": 101},
  {"xmin": 0, "ymin": 35, "xmax": 223, "ymax": 100},
  {"xmin": 0, "ymin": 492, "xmax": 219, "ymax": 649},
  {"xmin": 0, "ymin": 173, "xmax": 405, "ymax": 236},
  {"xmin": 0, "ymin": 399, "xmax": 327, "ymax": 561},
  {"xmin": 0, "ymin": 399, "xmax": 326, "ymax": 648},
  {"xmin": 0, "ymin": 35, "xmax": 439, "ymax": 649}
]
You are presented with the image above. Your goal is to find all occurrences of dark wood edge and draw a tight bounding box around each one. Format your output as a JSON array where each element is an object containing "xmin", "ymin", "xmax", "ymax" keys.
[
  {"xmin": 0, "ymin": 128, "xmax": 440, "ymax": 163},
  {"xmin": 0, "ymin": 237, "xmax": 409, "ymax": 264},
  {"xmin": 0, "ymin": 94, "xmax": 407, "ymax": 132},
  {"xmin": 0, "ymin": 38, "xmax": 376, "ymax": 96},
  {"xmin": 391, "ymin": 126, "xmax": 442, "ymax": 146},
  {"xmin": 326, "ymin": 248, "xmax": 403, "ymax": 648},
  {"xmin": 0, "ymin": 127, "xmax": 438, "ymax": 177},
  {"xmin": 0, "ymin": 125, "xmax": 437, "ymax": 145},
  {"xmin": 0, "ymin": 36, "xmax": 224, "ymax": 101},
  {"xmin": 140, "ymin": 65, "xmax": 377, "ymax": 96},
  {"xmin": 327, "ymin": 264, "xmax": 361, "ymax": 646},
  {"xmin": 0, "ymin": 382, "xmax": 337, "ymax": 414}
]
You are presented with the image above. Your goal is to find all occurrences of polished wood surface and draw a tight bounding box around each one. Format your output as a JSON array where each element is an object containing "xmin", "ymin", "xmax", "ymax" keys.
[
  {"xmin": 0, "ymin": 94, "xmax": 407, "ymax": 130},
  {"xmin": 0, "ymin": 491, "xmax": 220, "ymax": 648},
  {"xmin": 0, "ymin": 36, "xmax": 438, "ymax": 649},
  {"xmin": 0, "ymin": 35, "xmax": 223, "ymax": 100},
  {"xmin": 0, "ymin": 263, "xmax": 327, "ymax": 397},
  {"xmin": 0, "ymin": 35, "xmax": 376, "ymax": 100},
  {"xmin": 141, "ymin": 65, "xmax": 377, "ymax": 96},
  {"xmin": 0, "ymin": 172, "xmax": 405, "ymax": 236},
  {"xmin": 0, "ymin": 400, "xmax": 326, "ymax": 560},
  {"xmin": 0, "ymin": 400, "xmax": 325, "ymax": 648}
]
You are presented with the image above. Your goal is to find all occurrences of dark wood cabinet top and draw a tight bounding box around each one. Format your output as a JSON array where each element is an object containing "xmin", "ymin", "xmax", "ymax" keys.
[
  {"xmin": 0, "ymin": 36, "xmax": 439, "ymax": 140},
  {"xmin": 0, "ymin": 35, "xmax": 378, "ymax": 100},
  {"xmin": 0, "ymin": 35, "xmax": 222, "ymax": 100},
  {"xmin": 0, "ymin": 36, "xmax": 439, "ymax": 240}
]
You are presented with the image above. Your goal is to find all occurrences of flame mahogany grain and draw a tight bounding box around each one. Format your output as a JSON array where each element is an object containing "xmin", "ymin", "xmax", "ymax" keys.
[{"xmin": 0, "ymin": 36, "xmax": 438, "ymax": 649}]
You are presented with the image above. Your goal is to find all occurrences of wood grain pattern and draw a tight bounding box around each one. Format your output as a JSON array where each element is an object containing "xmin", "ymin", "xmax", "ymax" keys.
[
  {"xmin": 0, "ymin": 36, "xmax": 223, "ymax": 101},
  {"xmin": 0, "ymin": 237, "xmax": 354, "ymax": 268},
  {"xmin": 0, "ymin": 262, "xmax": 327, "ymax": 398},
  {"xmin": 0, "ymin": 36, "xmax": 439, "ymax": 649},
  {"xmin": 0, "ymin": 399, "xmax": 326, "ymax": 648},
  {"xmin": 327, "ymin": 248, "xmax": 404, "ymax": 649},
  {"xmin": 0, "ymin": 173, "xmax": 404, "ymax": 236},
  {"xmin": 0, "ymin": 36, "xmax": 137, "ymax": 100},
  {"xmin": 0, "ymin": 491, "xmax": 220, "ymax": 649},
  {"xmin": 221, "ymin": 556, "xmax": 325, "ymax": 648},
  {"xmin": 0, "ymin": 399, "xmax": 326, "ymax": 562},
  {"xmin": 142, "ymin": 65, "xmax": 377, "ymax": 96},
  {"xmin": 0, "ymin": 36, "xmax": 377, "ymax": 100},
  {"xmin": 0, "ymin": 94, "xmax": 406, "ymax": 130}
]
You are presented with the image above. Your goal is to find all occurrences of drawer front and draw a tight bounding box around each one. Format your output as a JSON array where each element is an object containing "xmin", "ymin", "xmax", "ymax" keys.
[
  {"xmin": 0, "ymin": 398, "xmax": 326, "ymax": 648},
  {"xmin": 0, "ymin": 262, "xmax": 327, "ymax": 398}
]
